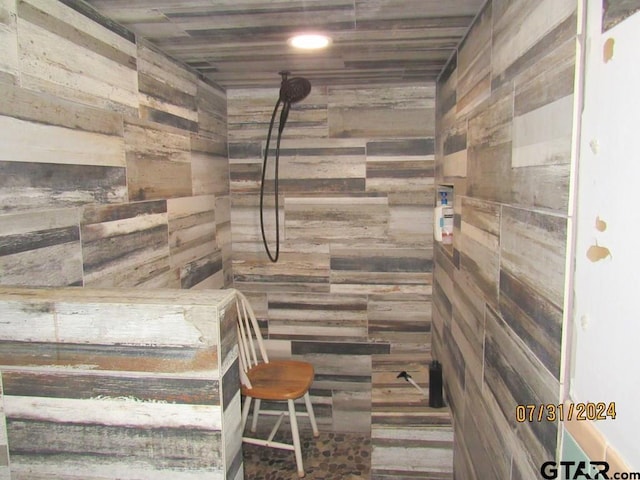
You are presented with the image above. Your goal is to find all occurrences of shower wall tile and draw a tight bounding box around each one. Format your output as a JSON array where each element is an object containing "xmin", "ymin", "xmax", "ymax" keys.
[
  {"xmin": 509, "ymin": 35, "xmax": 574, "ymax": 214},
  {"xmin": 512, "ymin": 95, "xmax": 573, "ymax": 171},
  {"xmin": 437, "ymin": 53, "xmax": 457, "ymax": 125},
  {"xmin": 1, "ymin": 0, "xmax": 231, "ymax": 290},
  {"xmin": 435, "ymin": 260, "xmax": 457, "ymax": 335},
  {"xmin": 137, "ymin": 41, "xmax": 198, "ymax": 132},
  {"xmin": 215, "ymin": 196, "xmax": 234, "ymax": 288},
  {"xmin": 124, "ymin": 117, "xmax": 193, "ymax": 201},
  {"xmin": 286, "ymin": 196, "xmax": 389, "ymax": 241},
  {"xmin": 330, "ymin": 246, "xmax": 432, "ymax": 295},
  {"xmin": 229, "ymin": 84, "xmax": 436, "ymax": 429},
  {"xmin": 603, "ymin": 0, "xmax": 640, "ymax": 30},
  {"xmin": 439, "ymin": 120, "xmax": 468, "ymax": 190},
  {"xmin": 227, "ymin": 87, "xmax": 328, "ymax": 141},
  {"xmin": 180, "ymin": 250, "xmax": 224, "ymax": 289},
  {"xmin": 449, "ymin": 269, "xmax": 485, "ymax": 388},
  {"xmin": 499, "ymin": 207, "xmax": 566, "ymax": 378},
  {"xmin": 365, "ymin": 161, "xmax": 431, "ymax": 195},
  {"xmin": 466, "ymin": 86, "xmax": 513, "ymax": 204},
  {"xmin": 0, "ymin": 376, "xmax": 7, "ymax": 480},
  {"xmin": 299, "ymin": 349, "xmax": 373, "ymax": 433},
  {"xmin": 366, "ymin": 138, "xmax": 435, "ymax": 193},
  {"xmin": 0, "ymin": 81, "xmax": 127, "ymax": 215},
  {"xmin": 367, "ymin": 294, "xmax": 432, "ymax": 353},
  {"xmin": 268, "ymin": 292, "xmax": 368, "ymax": 342},
  {"xmin": 232, "ymin": 243, "xmax": 331, "ymax": 294},
  {"xmin": 272, "ymin": 140, "xmax": 367, "ymax": 182},
  {"xmin": 512, "ymin": 38, "xmax": 575, "ymax": 118},
  {"xmin": 485, "ymin": 305, "xmax": 559, "ymax": 469},
  {"xmin": 438, "ymin": 321, "xmax": 465, "ymax": 422},
  {"xmin": 328, "ymin": 85, "xmax": 436, "ymax": 110},
  {"xmin": 0, "ymin": 160, "xmax": 128, "ymax": 214},
  {"xmin": 328, "ymin": 86, "xmax": 435, "ymax": 138},
  {"xmin": 491, "ymin": 0, "xmax": 576, "ymax": 86},
  {"xmin": 388, "ymin": 193, "xmax": 434, "ymax": 245},
  {"xmin": 190, "ymin": 136, "xmax": 229, "ymax": 196},
  {"xmin": 81, "ymin": 201, "xmax": 176, "ymax": 288},
  {"xmin": 456, "ymin": 1, "xmax": 492, "ymax": 117},
  {"xmin": 461, "ymin": 374, "xmax": 511, "ymax": 479},
  {"xmin": 1, "ymin": 360, "xmax": 220, "ymax": 405},
  {"xmin": 168, "ymin": 194, "xmax": 226, "ymax": 289},
  {"xmin": 366, "ymin": 138, "xmax": 435, "ymax": 157},
  {"xmin": 301, "ymin": 350, "xmax": 371, "ymax": 384},
  {"xmin": 433, "ymin": 1, "xmax": 577, "ymax": 478},
  {"xmin": 0, "ymin": 287, "xmax": 238, "ymax": 479},
  {"xmin": 0, "ymin": 93, "xmax": 126, "ymax": 170},
  {"xmin": 458, "ymin": 197, "xmax": 500, "ymax": 306},
  {"xmin": 197, "ymin": 80, "xmax": 227, "ymax": 144},
  {"xmin": 330, "ymin": 107, "xmax": 433, "ymax": 139},
  {"xmin": 0, "ymin": 209, "xmax": 83, "ymax": 287},
  {"xmin": 0, "ymin": 5, "xmax": 234, "ymax": 474},
  {"xmin": 452, "ymin": 420, "xmax": 476, "ymax": 480},
  {"xmin": 491, "ymin": 8, "xmax": 577, "ymax": 92},
  {"xmin": 500, "ymin": 205, "xmax": 567, "ymax": 310},
  {"xmin": 0, "ymin": 0, "xmax": 18, "ymax": 84},
  {"xmin": 292, "ymin": 340, "xmax": 390, "ymax": 357},
  {"xmin": 370, "ymin": 353, "xmax": 454, "ymax": 479},
  {"xmin": 168, "ymin": 195, "xmax": 217, "ymax": 268},
  {"xmin": 332, "ymin": 390, "xmax": 371, "ymax": 433},
  {"xmin": 16, "ymin": 0, "xmax": 139, "ymax": 116}
]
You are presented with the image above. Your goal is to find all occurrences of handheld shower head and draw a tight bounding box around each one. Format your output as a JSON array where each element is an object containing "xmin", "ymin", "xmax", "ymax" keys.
[
  {"xmin": 279, "ymin": 76, "xmax": 312, "ymax": 104},
  {"xmin": 260, "ymin": 71, "xmax": 312, "ymax": 262},
  {"xmin": 277, "ymin": 72, "xmax": 311, "ymax": 133}
]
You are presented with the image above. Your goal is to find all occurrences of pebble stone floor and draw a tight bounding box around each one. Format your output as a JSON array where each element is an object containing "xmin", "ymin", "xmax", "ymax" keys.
[{"xmin": 242, "ymin": 430, "xmax": 371, "ymax": 480}]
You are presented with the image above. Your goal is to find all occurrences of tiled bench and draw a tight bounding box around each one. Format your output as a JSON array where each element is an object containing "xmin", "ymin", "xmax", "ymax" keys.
[{"xmin": 371, "ymin": 353, "xmax": 454, "ymax": 479}]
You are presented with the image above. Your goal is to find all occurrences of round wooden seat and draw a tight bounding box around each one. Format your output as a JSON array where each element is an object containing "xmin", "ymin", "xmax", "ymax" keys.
[{"xmin": 242, "ymin": 360, "xmax": 315, "ymax": 400}]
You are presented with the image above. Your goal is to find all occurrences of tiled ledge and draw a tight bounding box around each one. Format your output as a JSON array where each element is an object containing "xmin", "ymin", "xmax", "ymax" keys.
[{"xmin": 371, "ymin": 353, "xmax": 454, "ymax": 479}]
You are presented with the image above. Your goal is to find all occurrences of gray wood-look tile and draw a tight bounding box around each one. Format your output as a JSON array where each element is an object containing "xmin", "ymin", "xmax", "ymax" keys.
[{"xmin": 433, "ymin": 1, "xmax": 578, "ymax": 478}]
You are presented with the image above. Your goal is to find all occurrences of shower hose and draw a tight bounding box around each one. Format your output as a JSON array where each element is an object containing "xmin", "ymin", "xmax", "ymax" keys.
[{"xmin": 259, "ymin": 98, "xmax": 285, "ymax": 263}]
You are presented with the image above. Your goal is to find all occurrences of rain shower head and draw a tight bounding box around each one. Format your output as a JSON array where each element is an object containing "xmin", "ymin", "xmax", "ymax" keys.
[{"xmin": 279, "ymin": 71, "xmax": 311, "ymax": 104}]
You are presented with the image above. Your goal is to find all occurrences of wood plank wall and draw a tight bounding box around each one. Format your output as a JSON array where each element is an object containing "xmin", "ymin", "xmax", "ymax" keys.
[
  {"xmin": 0, "ymin": 287, "xmax": 242, "ymax": 480},
  {"xmin": 433, "ymin": 0, "xmax": 579, "ymax": 478},
  {"xmin": 603, "ymin": 0, "xmax": 640, "ymax": 30},
  {"xmin": 228, "ymin": 84, "xmax": 436, "ymax": 431},
  {"xmin": 0, "ymin": 0, "xmax": 231, "ymax": 290}
]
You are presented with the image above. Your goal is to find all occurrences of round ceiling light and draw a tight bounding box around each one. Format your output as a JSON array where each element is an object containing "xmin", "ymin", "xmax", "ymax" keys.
[{"xmin": 288, "ymin": 33, "xmax": 332, "ymax": 50}]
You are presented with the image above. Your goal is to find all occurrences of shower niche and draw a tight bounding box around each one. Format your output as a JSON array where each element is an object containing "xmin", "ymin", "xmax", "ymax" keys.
[{"xmin": 434, "ymin": 185, "xmax": 454, "ymax": 249}]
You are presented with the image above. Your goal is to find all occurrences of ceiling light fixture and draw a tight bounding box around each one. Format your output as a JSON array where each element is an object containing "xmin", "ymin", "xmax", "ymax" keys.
[{"xmin": 288, "ymin": 33, "xmax": 331, "ymax": 50}]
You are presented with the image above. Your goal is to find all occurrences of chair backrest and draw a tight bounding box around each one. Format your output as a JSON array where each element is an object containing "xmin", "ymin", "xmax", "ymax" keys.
[{"xmin": 234, "ymin": 290, "xmax": 269, "ymax": 388}]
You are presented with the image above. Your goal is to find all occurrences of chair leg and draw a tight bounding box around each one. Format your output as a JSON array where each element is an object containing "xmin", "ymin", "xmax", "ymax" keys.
[
  {"xmin": 303, "ymin": 392, "xmax": 319, "ymax": 437},
  {"xmin": 241, "ymin": 395, "xmax": 252, "ymax": 431},
  {"xmin": 251, "ymin": 399, "xmax": 261, "ymax": 433},
  {"xmin": 287, "ymin": 399, "xmax": 305, "ymax": 478}
]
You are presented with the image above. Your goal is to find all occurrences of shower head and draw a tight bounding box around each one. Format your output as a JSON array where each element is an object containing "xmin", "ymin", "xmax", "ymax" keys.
[
  {"xmin": 260, "ymin": 72, "xmax": 312, "ymax": 262},
  {"xmin": 276, "ymin": 72, "xmax": 311, "ymax": 134},
  {"xmin": 279, "ymin": 73, "xmax": 311, "ymax": 104}
]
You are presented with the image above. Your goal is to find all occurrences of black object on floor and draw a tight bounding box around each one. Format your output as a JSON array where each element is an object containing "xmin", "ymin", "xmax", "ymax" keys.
[{"xmin": 429, "ymin": 360, "xmax": 445, "ymax": 408}]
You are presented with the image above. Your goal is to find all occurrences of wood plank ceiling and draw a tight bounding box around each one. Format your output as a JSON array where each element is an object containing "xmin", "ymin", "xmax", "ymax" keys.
[{"xmin": 83, "ymin": 0, "xmax": 486, "ymax": 89}]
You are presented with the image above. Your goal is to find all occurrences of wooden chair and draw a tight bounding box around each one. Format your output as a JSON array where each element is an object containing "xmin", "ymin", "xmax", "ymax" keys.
[{"xmin": 234, "ymin": 289, "xmax": 319, "ymax": 478}]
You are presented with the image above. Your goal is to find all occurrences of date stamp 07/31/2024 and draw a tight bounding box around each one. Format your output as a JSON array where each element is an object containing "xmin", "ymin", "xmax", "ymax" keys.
[{"xmin": 515, "ymin": 402, "xmax": 617, "ymax": 423}]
